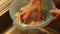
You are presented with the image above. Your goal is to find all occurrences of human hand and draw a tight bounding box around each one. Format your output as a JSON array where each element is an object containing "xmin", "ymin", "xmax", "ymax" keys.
[
  {"xmin": 50, "ymin": 9, "xmax": 60, "ymax": 21},
  {"xmin": 20, "ymin": 0, "xmax": 43, "ymax": 24}
]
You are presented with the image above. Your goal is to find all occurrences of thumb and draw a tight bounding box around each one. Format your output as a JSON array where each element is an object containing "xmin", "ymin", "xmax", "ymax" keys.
[{"xmin": 50, "ymin": 9, "xmax": 60, "ymax": 15}]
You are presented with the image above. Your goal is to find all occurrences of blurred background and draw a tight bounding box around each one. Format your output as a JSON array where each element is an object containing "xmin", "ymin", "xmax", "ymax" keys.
[{"xmin": 0, "ymin": 0, "xmax": 60, "ymax": 34}]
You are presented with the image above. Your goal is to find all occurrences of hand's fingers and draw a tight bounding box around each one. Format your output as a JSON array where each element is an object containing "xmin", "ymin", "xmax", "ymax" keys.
[
  {"xmin": 20, "ymin": 7, "xmax": 26, "ymax": 20},
  {"xmin": 20, "ymin": 14, "xmax": 24, "ymax": 23},
  {"xmin": 20, "ymin": 6, "xmax": 26, "ymax": 12},
  {"xmin": 20, "ymin": 11, "xmax": 26, "ymax": 23},
  {"xmin": 52, "ymin": 16, "xmax": 57, "ymax": 21},
  {"xmin": 50, "ymin": 9, "xmax": 60, "ymax": 22},
  {"xmin": 22, "ymin": 12, "xmax": 31, "ymax": 24},
  {"xmin": 23, "ymin": 18, "xmax": 31, "ymax": 24},
  {"xmin": 37, "ymin": 13, "xmax": 43, "ymax": 21},
  {"xmin": 20, "ymin": 9, "xmax": 26, "ymax": 15},
  {"xmin": 20, "ymin": 10, "xmax": 26, "ymax": 17},
  {"xmin": 37, "ymin": 7, "xmax": 43, "ymax": 21},
  {"xmin": 50, "ymin": 9, "xmax": 60, "ymax": 15}
]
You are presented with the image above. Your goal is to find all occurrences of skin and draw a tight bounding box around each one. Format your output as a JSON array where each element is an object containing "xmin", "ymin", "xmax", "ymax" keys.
[
  {"xmin": 20, "ymin": 0, "xmax": 60, "ymax": 24},
  {"xmin": 20, "ymin": 0, "xmax": 43, "ymax": 24},
  {"xmin": 50, "ymin": 9, "xmax": 60, "ymax": 21}
]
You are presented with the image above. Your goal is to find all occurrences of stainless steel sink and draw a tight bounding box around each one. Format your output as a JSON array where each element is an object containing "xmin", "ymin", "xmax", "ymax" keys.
[
  {"xmin": 0, "ymin": 11, "xmax": 59, "ymax": 34},
  {"xmin": 1, "ymin": 25, "xmax": 59, "ymax": 34},
  {"xmin": 0, "ymin": 11, "xmax": 60, "ymax": 34},
  {"xmin": 0, "ymin": 12, "xmax": 59, "ymax": 34},
  {"xmin": 0, "ymin": 1, "xmax": 60, "ymax": 34}
]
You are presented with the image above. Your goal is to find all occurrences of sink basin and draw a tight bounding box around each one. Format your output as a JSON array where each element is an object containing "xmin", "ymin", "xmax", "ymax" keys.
[
  {"xmin": 0, "ymin": 11, "xmax": 59, "ymax": 34},
  {"xmin": 0, "ymin": 1, "xmax": 60, "ymax": 34},
  {"xmin": 1, "ymin": 25, "xmax": 59, "ymax": 34},
  {"xmin": 0, "ymin": 11, "xmax": 60, "ymax": 34}
]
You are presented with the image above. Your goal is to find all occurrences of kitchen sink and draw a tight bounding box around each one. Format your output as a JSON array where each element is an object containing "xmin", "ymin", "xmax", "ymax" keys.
[
  {"xmin": 0, "ymin": 11, "xmax": 60, "ymax": 34},
  {"xmin": 2, "ymin": 25, "xmax": 60, "ymax": 34},
  {"xmin": 0, "ymin": 1, "xmax": 60, "ymax": 34}
]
